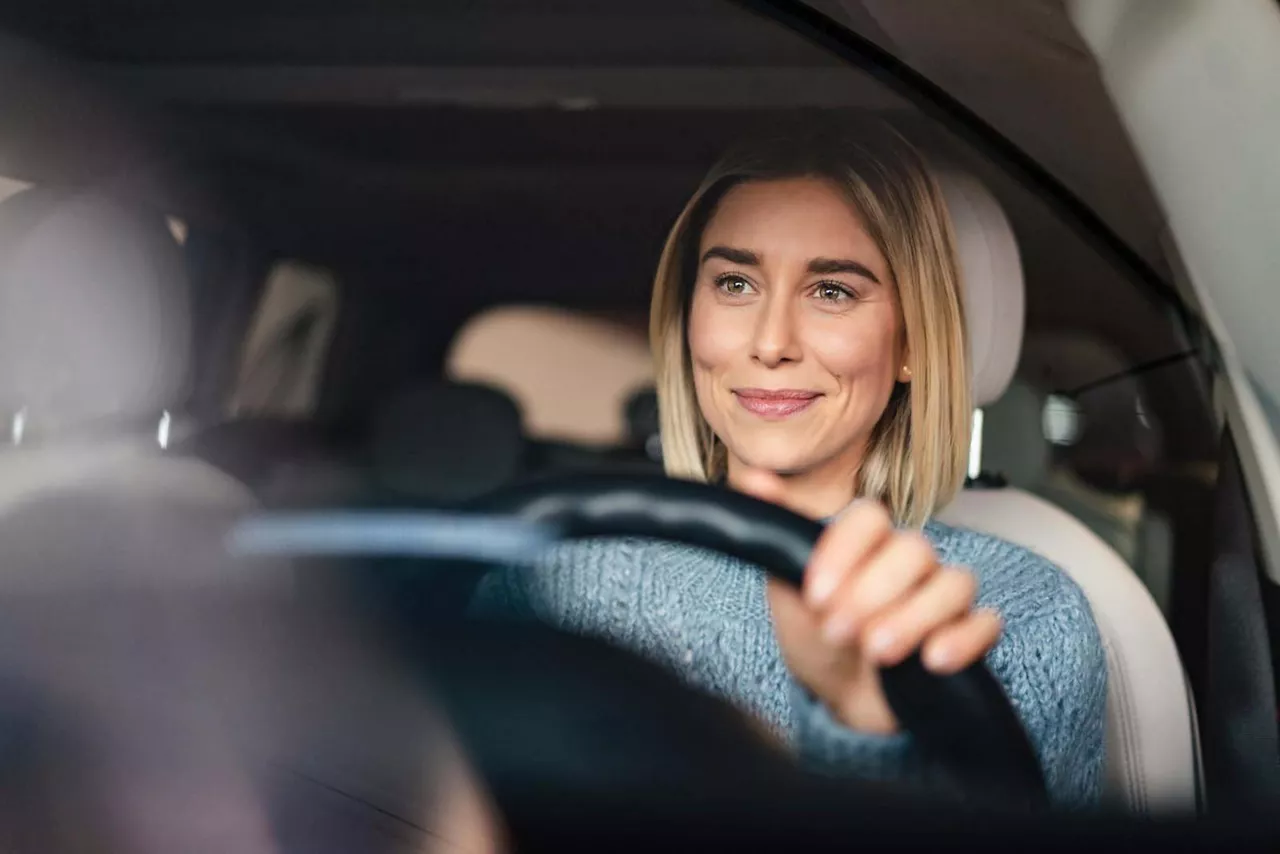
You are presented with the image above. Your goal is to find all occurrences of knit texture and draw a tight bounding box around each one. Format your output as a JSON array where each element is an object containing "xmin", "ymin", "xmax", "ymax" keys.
[{"xmin": 471, "ymin": 519, "xmax": 1107, "ymax": 807}]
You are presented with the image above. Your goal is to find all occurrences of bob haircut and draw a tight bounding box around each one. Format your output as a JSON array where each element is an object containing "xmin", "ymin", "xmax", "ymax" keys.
[{"xmin": 649, "ymin": 120, "xmax": 970, "ymax": 527}]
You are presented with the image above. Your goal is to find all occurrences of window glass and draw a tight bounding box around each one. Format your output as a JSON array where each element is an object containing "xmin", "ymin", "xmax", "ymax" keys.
[
  {"xmin": 1043, "ymin": 394, "xmax": 1083, "ymax": 446},
  {"xmin": 228, "ymin": 260, "xmax": 339, "ymax": 419},
  {"xmin": 982, "ymin": 353, "xmax": 1172, "ymax": 612}
]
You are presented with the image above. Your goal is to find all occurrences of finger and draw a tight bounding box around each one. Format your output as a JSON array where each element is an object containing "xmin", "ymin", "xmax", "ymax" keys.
[
  {"xmin": 820, "ymin": 531, "xmax": 937, "ymax": 644},
  {"xmin": 805, "ymin": 500, "xmax": 894, "ymax": 609},
  {"xmin": 735, "ymin": 467, "xmax": 790, "ymax": 506},
  {"xmin": 766, "ymin": 578, "xmax": 837, "ymax": 684},
  {"xmin": 858, "ymin": 567, "xmax": 977, "ymax": 666},
  {"xmin": 920, "ymin": 609, "xmax": 1004, "ymax": 674}
]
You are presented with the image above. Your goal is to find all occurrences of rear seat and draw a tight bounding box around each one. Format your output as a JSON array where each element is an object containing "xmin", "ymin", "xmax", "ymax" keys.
[
  {"xmin": 369, "ymin": 380, "xmax": 526, "ymax": 506},
  {"xmin": 182, "ymin": 372, "xmax": 658, "ymax": 511},
  {"xmin": 623, "ymin": 387, "xmax": 662, "ymax": 464},
  {"xmin": 368, "ymin": 378, "xmax": 659, "ymax": 504},
  {"xmin": 180, "ymin": 379, "xmax": 529, "ymax": 511},
  {"xmin": 343, "ymin": 379, "xmax": 529, "ymax": 623},
  {"xmin": 176, "ymin": 416, "xmax": 369, "ymax": 508}
]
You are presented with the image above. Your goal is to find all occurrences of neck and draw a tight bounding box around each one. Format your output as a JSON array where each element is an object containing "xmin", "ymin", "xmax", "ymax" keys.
[{"xmin": 726, "ymin": 449, "xmax": 863, "ymax": 520}]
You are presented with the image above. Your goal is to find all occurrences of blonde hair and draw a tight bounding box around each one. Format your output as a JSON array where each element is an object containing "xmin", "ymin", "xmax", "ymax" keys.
[{"xmin": 649, "ymin": 121, "xmax": 971, "ymax": 528}]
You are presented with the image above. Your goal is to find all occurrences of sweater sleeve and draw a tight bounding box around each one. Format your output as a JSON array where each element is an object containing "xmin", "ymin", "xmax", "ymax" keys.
[
  {"xmin": 789, "ymin": 553, "xmax": 1108, "ymax": 809},
  {"xmin": 988, "ymin": 575, "xmax": 1108, "ymax": 808},
  {"xmin": 467, "ymin": 533, "xmax": 1108, "ymax": 808},
  {"xmin": 789, "ymin": 683, "xmax": 919, "ymax": 780}
]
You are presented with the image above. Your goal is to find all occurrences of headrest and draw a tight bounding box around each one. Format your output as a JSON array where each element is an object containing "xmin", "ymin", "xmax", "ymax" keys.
[
  {"xmin": 0, "ymin": 188, "xmax": 191, "ymax": 432},
  {"xmin": 623, "ymin": 386, "xmax": 663, "ymax": 462},
  {"xmin": 934, "ymin": 171, "xmax": 1025, "ymax": 407},
  {"xmin": 447, "ymin": 305, "xmax": 652, "ymax": 445},
  {"xmin": 371, "ymin": 381, "xmax": 525, "ymax": 505}
]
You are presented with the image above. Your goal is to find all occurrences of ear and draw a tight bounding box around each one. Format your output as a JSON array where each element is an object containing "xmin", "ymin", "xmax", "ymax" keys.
[{"xmin": 897, "ymin": 344, "xmax": 913, "ymax": 383}]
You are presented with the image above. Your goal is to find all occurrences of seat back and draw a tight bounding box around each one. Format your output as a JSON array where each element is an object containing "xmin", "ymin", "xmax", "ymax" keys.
[
  {"xmin": 937, "ymin": 489, "xmax": 1197, "ymax": 811},
  {"xmin": 933, "ymin": 169, "xmax": 1198, "ymax": 813},
  {"xmin": 370, "ymin": 380, "xmax": 527, "ymax": 505},
  {"xmin": 0, "ymin": 188, "xmax": 254, "ymax": 516}
]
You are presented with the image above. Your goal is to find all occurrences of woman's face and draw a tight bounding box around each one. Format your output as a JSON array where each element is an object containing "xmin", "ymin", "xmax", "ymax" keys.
[{"xmin": 688, "ymin": 177, "xmax": 907, "ymax": 483}]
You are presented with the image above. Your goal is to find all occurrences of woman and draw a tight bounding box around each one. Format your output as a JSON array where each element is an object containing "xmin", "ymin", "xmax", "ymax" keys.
[{"xmin": 474, "ymin": 122, "xmax": 1107, "ymax": 807}]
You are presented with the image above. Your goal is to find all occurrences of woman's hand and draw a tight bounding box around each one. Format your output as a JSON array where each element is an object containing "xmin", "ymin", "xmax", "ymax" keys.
[{"xmin": 740, "ymin": 470, "xmax": 1003, "ymax": 734}]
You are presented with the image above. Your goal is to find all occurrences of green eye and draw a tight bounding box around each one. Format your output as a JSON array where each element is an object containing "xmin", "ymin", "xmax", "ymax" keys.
[
  {"xmin": 815, "ymin": 282, "xmax": 854, "ymax": 302},
  {"xmin": 716, "ymin": 275, "xmax": 753, "ymax": 295}
]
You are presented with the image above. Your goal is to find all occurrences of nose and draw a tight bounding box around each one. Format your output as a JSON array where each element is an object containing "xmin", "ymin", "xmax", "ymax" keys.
[{"xmin": 750, "ymin": 291, "xmax": 801, "ymax": 367}]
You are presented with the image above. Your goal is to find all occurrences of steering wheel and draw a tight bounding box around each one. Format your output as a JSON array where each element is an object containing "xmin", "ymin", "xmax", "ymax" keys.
[
  {"xmin": 477, "ymin": 473, "xmax": 1046, "ymax": 803},
  {"xmin": 236, "ymin": 472, "xmax": 1047, "ymax": 813}
]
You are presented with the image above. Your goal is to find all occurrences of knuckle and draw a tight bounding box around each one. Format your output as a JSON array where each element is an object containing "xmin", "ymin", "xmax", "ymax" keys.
[
  {"xmin": 823, "ymin": 577, "xmax": 867, "ymax": 623},
  {"xmin": 857, "ymin": 564, "xmax": 906, "ymax": 605},
  {"xmin": 830, "ymin": 576, "xmax": 864, "ymax": 613},
  {"xmin": 894, "ymin": 531, "xmax": 937, "ymax": 568}
]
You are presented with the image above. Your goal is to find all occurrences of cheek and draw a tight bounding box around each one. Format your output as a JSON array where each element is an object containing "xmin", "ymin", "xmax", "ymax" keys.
[
  {"xmin": 687, "ymin": 290, "xmax": 752, "ymax": 374},
  {"xmin": 807, "ymin": 310, "xmax": 902, "ymax": 380}
]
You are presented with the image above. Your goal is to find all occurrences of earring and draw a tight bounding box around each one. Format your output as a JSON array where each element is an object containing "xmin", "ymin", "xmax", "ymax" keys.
[{"xmin": 901, "ymin": 365, "xmax": 913, "ymax": 381}]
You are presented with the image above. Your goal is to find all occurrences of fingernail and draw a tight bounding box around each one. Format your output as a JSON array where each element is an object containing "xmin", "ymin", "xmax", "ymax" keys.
[
  {"xmin": 923, "ymin": 645, "xmax": 952, "ymax": 672},
  {"xmin": 866, "ymin": 627, "xmax": 896, "ymax": 659},
  {"xmin": 806, "ymin": 569, "xmax": 840, "ymax": 608},
  {"xmin": 821, "ymin": 611, "xmax": 858, "ymax": 644}
]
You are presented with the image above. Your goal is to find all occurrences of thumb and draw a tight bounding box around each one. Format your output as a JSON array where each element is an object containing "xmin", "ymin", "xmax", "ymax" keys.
[{"xmin": 735, "ymin": 467, "xmax": 789, "ymax": 507}]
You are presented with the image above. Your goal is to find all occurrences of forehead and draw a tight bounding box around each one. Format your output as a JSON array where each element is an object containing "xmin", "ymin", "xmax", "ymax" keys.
[{"xmin": 699, "ymin": 177, "xmax": 880, "ymax": 262}]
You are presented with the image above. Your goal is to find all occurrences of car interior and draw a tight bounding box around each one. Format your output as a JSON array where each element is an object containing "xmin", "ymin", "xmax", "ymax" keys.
[{"xmin": 0, "ymin": 0, "xmax": 1276, "ymax": 847}]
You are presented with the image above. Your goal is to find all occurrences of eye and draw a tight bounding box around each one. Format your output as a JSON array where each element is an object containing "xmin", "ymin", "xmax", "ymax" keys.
[
  {"xmin": 714, "ymin": 273, "xmax": 756, "ymax": 296},
  {"xmin": 813, "ymin": 281, "xmax": 856, "ymax": 303}
]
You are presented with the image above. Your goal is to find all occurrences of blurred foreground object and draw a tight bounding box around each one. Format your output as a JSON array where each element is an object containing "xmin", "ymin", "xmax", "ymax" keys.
[{"xmin": 0, "ymin": 490, "xmax": 505, "ymax": 853}]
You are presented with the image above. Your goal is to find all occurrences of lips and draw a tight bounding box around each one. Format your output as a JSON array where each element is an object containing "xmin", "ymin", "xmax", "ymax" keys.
[{"xmin": 732, "ymin": 388, "xmax": 822, "ymax": 420}]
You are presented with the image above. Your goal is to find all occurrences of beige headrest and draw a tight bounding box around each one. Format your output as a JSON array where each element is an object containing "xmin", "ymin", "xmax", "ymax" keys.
[
  {"xmin": 934, "ymin": 171, "xmax": 1026, "ymax": 407},
  {"xmin": 447, "ymin": 305, "xmax": 652, "ymax": 445}
]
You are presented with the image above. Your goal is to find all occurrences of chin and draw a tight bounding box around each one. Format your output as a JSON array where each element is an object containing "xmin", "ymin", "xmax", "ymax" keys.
[{"xmin": 727, "ymin": 437, "xmax": 822, "ymax": 477}]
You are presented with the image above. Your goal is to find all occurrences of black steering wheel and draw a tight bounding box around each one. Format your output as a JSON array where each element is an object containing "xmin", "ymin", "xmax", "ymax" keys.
[
  {"xmin": 474, "ymin": 473, "xmax": 1046, "ymax": 806},
  {"xmin": 235, "ymin": 472, "xmax": 1047, "ymax": 814}
]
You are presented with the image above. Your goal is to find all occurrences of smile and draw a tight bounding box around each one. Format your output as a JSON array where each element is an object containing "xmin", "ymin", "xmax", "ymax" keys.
[{"xmin": 732, "ymin": 388, "xmax": 822, "ymax": 420}]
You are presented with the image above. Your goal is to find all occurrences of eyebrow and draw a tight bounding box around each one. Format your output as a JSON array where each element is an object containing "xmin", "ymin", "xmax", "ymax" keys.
[
  {"xmin": 807, "ymin": 257, "xmax": 881, "ymax": 284},
  {"xmin": 700, "ymin": 246, "xmax": 881, "ymax": 285},
  {"xmin": 701, "ymin": 245, "xmax": 760, "ymax": 266}
]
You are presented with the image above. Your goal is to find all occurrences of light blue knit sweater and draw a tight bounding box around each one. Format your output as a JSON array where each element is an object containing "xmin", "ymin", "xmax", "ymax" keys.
[{"xmin": 471, "ymin": 519, "xmax": 1107, "ymax": 808}]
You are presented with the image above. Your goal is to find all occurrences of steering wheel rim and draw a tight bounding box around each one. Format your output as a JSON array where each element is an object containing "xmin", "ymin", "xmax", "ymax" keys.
[
  {"xmin": 478, "ymin": 472, "xmax": 1048, "ymax": 807},
  {"xmin": 231, "ymin": 471, "xmax": 1048, "ymax": 808}
]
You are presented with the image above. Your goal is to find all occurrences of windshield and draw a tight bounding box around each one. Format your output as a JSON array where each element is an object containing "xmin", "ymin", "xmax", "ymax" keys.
[{"xmin": 0, "ymin": 1, "xmax": 1269, "ymax": 848}]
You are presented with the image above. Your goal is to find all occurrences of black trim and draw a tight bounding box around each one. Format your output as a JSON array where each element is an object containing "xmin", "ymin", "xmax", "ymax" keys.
[
  {"xmin": 730, "ymin": 0, "xmax": 1202, "ymax": 339},
  {"xmin": 1202, "ymin": 429, "xmax": 1280, "ymax": 810},
  {"xmin": 1060, "ymin": 348, "xmax": 1200, "ymax": 398}
]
